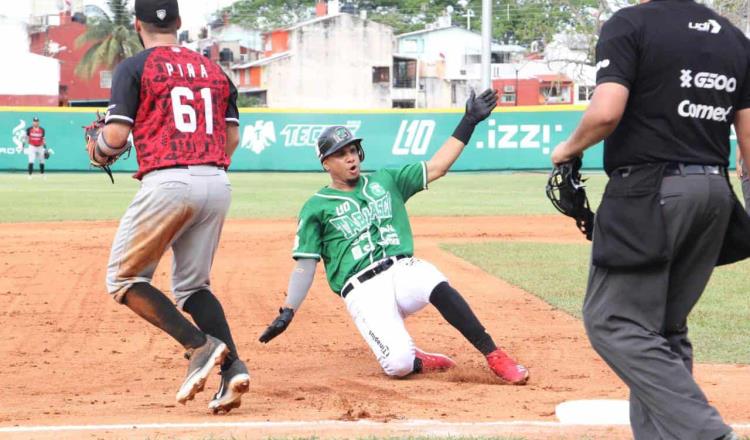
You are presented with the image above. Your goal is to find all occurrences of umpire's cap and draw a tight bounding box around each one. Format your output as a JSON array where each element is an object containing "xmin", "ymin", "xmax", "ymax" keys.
[
  {"xmin": 316, "ymin": 126, "xmax": 364, "ymax": 162},
  {"xmin": 135, "ymin": 0, "xmax": 180, "ymax": 27}
]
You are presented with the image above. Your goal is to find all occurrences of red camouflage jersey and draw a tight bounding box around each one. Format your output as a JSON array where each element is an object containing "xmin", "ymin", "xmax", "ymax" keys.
[
  {"xmin": 26, "ymin": 126, "xmax": 45, "ymax": 147},
  {"xmin": 105, "ymin": 45, "xmax": 239, "ymax": 179}
]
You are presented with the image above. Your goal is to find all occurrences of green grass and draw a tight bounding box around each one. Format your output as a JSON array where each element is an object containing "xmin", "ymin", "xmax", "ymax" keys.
[
  {"xmin": 443, "ymin": 241, "xmax": 750, "ymax": 364},
  {"xmin": 4, "ymin": 171, "xmax": 748, "ymax": 365},
  {"xmin": 0, "ymin": 172, "xmax": 609, "ymax": 222}
]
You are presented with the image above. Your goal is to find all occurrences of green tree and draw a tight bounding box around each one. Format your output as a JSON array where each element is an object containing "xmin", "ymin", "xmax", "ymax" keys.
[
  {"xmin": 224, "ymin": 0, "xmax": 315, "ymax": 31},
  {"xmin": 221, "ymin": 0, "xmax": 603, "ymax": 40},
  {"xmin": 74, "ymin": 0, "xmax": 142, "ymax": 79},
  {"xmin": 709, "ymin": 0, "xmax": 750, "ymax": 32}
]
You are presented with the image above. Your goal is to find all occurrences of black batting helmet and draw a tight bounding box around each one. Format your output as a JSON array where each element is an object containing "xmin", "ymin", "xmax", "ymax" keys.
[{"xmin": 316, "ymin": 126, "xmax": 364, "ymax": 162}]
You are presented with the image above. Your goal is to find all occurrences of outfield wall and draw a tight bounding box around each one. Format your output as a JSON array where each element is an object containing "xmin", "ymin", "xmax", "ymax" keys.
[{"xmin": 0, "ymin": 106, "xmax": 738, "ymax": 173}]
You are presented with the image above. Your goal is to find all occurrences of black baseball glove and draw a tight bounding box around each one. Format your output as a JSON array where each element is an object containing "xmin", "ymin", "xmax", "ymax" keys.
[
  {"xmin": 546, "ymin": 157, "xmax": 595, "ymax": 240},
  {"xmin": 259, "ymin": 307, "xmax": 295, "ymax": 343}
]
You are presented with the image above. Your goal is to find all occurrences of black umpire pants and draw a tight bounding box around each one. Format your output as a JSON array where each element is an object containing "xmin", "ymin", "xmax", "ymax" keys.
[{"xmin": 583, "ymin": 172, "xmax": 734, "ymax": 440}]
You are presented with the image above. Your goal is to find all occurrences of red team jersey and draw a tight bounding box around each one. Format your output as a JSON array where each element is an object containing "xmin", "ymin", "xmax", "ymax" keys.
[
  {"xmin": 26, "ymin": 126, "xmax": 45, "ymax": 147},
  {"xmin": 105, "ymin": 46, "xmax": 239, "ymax": 179}
]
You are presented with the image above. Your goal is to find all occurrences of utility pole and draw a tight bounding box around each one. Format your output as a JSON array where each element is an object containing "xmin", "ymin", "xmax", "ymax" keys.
[
  {"xmin": 480, "ymin": 0, "xmax": 492, "ymax": 89},
  {"xmin": 463, "ymin": 8, "xmax": 474, "ymax": 30}
]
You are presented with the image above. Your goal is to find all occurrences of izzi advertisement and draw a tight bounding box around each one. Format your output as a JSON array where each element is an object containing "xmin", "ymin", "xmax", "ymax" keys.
[{"xmin": 3, "ymin": 106, "xmax": 722, "ymax": 173}]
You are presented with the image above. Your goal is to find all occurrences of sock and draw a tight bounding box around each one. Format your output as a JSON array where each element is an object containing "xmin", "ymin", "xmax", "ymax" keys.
[
  {"xmin": 413, "ymin": 357, "xmax": 423, "ymax": 374},
  {"xmin": 122, "ymin": 283, "xmax": 206, "ymax": 349},
  {"xmin": 183, "ymin": 289, "xmax": 239, "ymax": 370},
  {"xmin": 28, "ymin": 163, "xmax": 33, "ymax": 175},
  {"xmin": 429, "ymin": 281, "xmax": 497, "ymax": 356},
  {"xmin": 40, "ymin": 164, "xmax": 45, "ymax": 174}
]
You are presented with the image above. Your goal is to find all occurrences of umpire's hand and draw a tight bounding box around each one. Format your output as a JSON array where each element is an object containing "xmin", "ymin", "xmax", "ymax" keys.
[{"xmin": 259, "ymin": 307, "xmax": 295, "ymax": 343}]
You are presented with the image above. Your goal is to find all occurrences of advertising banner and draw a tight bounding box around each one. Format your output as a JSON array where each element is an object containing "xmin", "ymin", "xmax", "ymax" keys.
[{"xmin": 0, "ymin": 106, "xmax": 738, "ymax": 172}]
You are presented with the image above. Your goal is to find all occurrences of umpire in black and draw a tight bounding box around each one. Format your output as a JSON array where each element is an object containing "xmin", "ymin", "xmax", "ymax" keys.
[{"xmin": 551, "ymin": 1, "xmax": 750, "ymax": 439}]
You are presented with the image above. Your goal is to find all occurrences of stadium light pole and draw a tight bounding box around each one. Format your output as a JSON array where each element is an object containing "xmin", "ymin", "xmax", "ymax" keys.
[{"xmin": 480, "ymin": 0, "xmax": 492, "ymax": 90}]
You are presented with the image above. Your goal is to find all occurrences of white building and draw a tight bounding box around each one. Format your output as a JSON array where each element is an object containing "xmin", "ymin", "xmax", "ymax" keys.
[
  {"xmin": 395, "ymin": 26, "xmax": 526, "ymax": 107},
  {"xmin": 232, "ymin": 13, "xmax": 394, "ymax": 109},
  {"xmin": 0, "ymin": 15, "xmax": 60, "ymax": 105},
  {"xmin": 543, "ymin": 33, "xmax": 597, "ymax": 104}
]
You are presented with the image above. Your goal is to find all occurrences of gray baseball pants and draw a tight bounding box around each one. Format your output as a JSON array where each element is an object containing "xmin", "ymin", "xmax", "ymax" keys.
[
  {"xmin": 583, "ymin": 172, "xmax": 734, "ymax": 440},
  {"xmin": 106, "ymin": 165, "xmax": 231, "ymax": 308}
]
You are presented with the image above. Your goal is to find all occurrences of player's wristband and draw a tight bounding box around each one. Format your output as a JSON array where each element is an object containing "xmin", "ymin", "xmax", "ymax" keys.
[
  {"xmin": 452, "ymin": 115, "xmax": 477, "ymax": 145},
  {"xmin": 97, "ymin": 130, "xmax": 129, "ymax": 158}
]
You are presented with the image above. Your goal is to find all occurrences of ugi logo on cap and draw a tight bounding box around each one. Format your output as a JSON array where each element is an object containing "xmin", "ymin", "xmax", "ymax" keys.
[{"xmin": 156, "ymin": 9, "xmax": 167, "ymax": 20}]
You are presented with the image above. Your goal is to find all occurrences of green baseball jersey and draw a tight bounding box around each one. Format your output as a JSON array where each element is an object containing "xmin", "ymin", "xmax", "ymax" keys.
[{"xmin": 293, "ymin": 161, "xmax": 428, "ymax": 294}]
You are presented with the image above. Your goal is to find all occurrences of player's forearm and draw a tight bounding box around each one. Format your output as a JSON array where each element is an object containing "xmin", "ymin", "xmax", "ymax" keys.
[
  {"xmin": 225, "ymin": 125, "xmax": 240, "ymax": 157},
  {"xmin": 426, "ymin": 137, "xmax": 465, "ymax": 182},
  {"xmin": 102, "ymin": 122, "xmax": 132, "ymax": 149},
  {"xmin": 283, "ymin": 258, "xmax": 317, "ymax": 310}
]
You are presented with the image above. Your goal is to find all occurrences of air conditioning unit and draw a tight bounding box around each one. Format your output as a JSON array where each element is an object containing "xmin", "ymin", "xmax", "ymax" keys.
[{"xmin": 503, "ymin": 85, "xmax": 515, "ymax": 93}]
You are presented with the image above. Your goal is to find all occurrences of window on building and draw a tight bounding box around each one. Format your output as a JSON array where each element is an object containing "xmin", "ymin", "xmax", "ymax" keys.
[
  {"xmin": 372, "ymin": 66, "xmax": 390, "ymax": 84},
  {"xmin": 401, "ymin": 38, "xmax": 423, "ymax": 53},
  {"xmin": 541, "ymin": 83, "xmax": 571, "ymax": 104},
  {"xmin": 578, "ymin": 85, "xmax": 595, "ymax": 102},
  {"xmin": 393, "ymin": 59, "xmax": 416, "ymax": 88},
  {"xmin": 392, "ymin": 100, "xmax": 416, "ymax": 108},
  {"xmin": 501, "ymin": 93, "xmax": 515, "ymax": 104},
  {"xmin": 99, "ymin": 70, "xmax": 112, "ymax": 89},
  {"xmin": 464, "ymin": 54, "xmax": 481, "ymax": 64}
]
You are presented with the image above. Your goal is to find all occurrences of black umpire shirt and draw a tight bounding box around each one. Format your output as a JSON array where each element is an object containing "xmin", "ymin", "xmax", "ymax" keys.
[{"xmin": 596, "ymin": 0, "xmax": 750, "ymax": 175}]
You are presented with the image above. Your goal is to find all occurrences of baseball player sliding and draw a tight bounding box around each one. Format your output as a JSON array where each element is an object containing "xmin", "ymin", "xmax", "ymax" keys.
[{"xmin": 259, "ymin": 89, "xmax": 529, "ymax": 384}]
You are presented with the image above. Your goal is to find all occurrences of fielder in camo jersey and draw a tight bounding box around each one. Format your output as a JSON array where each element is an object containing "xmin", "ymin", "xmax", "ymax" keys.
[
  {"xmin": 94, "ymin": 0, "xmax": 248, "ymax": 414},
  {"xmin": 258, "ymin": 89, "xmax": 529, "ymax": 384}
]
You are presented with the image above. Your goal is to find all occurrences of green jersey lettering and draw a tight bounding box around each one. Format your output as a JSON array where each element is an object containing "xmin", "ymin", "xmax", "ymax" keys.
[{"xmin": 292, "ymin": 161, "xmax": 428, "ymax": 293}]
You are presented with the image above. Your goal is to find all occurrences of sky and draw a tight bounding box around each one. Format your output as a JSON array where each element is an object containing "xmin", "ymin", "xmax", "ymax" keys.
[
  {"xmin": 178, "ymin": 0, "xmax": 238, "ymax": 33},
  {"xmin": 0, "ymin": 0, "xmax": 238, "ymax": 35}
]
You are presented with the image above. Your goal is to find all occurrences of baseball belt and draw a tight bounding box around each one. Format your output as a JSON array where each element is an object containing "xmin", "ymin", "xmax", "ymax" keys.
[
  {"xmin": 340, "ymin": 255, "xmax": 408, "ymax": 298},
  {"xmin": 662, "ymin": 163, "xmax": 726, "ymax": 177}
]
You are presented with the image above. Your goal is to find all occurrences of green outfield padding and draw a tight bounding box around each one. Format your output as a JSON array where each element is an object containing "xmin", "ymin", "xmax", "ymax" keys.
[{"xmin": 0, "ymin": 106, "xmax": 607, "ymax": 172}]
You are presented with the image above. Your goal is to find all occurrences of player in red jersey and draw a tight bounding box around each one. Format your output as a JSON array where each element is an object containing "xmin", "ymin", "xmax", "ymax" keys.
[
  {"xmin": 25, "ymin": 116, "xmax": 46, "ymax": 179},
  {"xmin": 91, "ymin": 0, "xmax": 248, "ymax": 414}
]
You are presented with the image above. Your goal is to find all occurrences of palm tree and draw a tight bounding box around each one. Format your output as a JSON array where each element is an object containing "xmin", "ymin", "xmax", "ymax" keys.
[{"xmin": 74, "ymin": 0, "xmax": 142, "ymax": 79}]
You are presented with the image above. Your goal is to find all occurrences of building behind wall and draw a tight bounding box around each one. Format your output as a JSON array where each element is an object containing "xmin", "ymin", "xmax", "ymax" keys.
[
  {"xmin": 0, "ymin": 16, "xmax": 59, "ymax": 106},
  {"xmin": 395, "ymin": 25, "xmax": 525, "ymax": 108},
  {"xmin": 232, "ymin": 12, "xmax": 394, "ymax": 109},
  {"xmin": 28, "ymin": 9, "xmax": 114, "ymax": 106}
]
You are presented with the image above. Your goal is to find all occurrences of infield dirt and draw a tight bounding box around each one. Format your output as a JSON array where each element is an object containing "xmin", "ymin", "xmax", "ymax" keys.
[{"xmin": 1, "ymin": 216, "xmax": 747, "ymax": 439}]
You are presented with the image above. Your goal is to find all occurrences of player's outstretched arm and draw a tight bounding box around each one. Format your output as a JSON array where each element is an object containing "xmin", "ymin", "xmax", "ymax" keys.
[
  {"xmin": 426, "ymin": 88, "xmax": 498, "ymax": 183},
  {"xmin": 259, "ymin": 258, "xmax": 318, "ymax": 343}
]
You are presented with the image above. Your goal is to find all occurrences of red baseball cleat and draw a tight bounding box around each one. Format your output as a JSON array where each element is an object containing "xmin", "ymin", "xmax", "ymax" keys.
[
  {"xmin": 486, "ymin": 348, "xmax": 529, "ymax": 385},
  {"xmin": 415, "ymin": 348, "xmax": 457, "ymax": 371}
]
